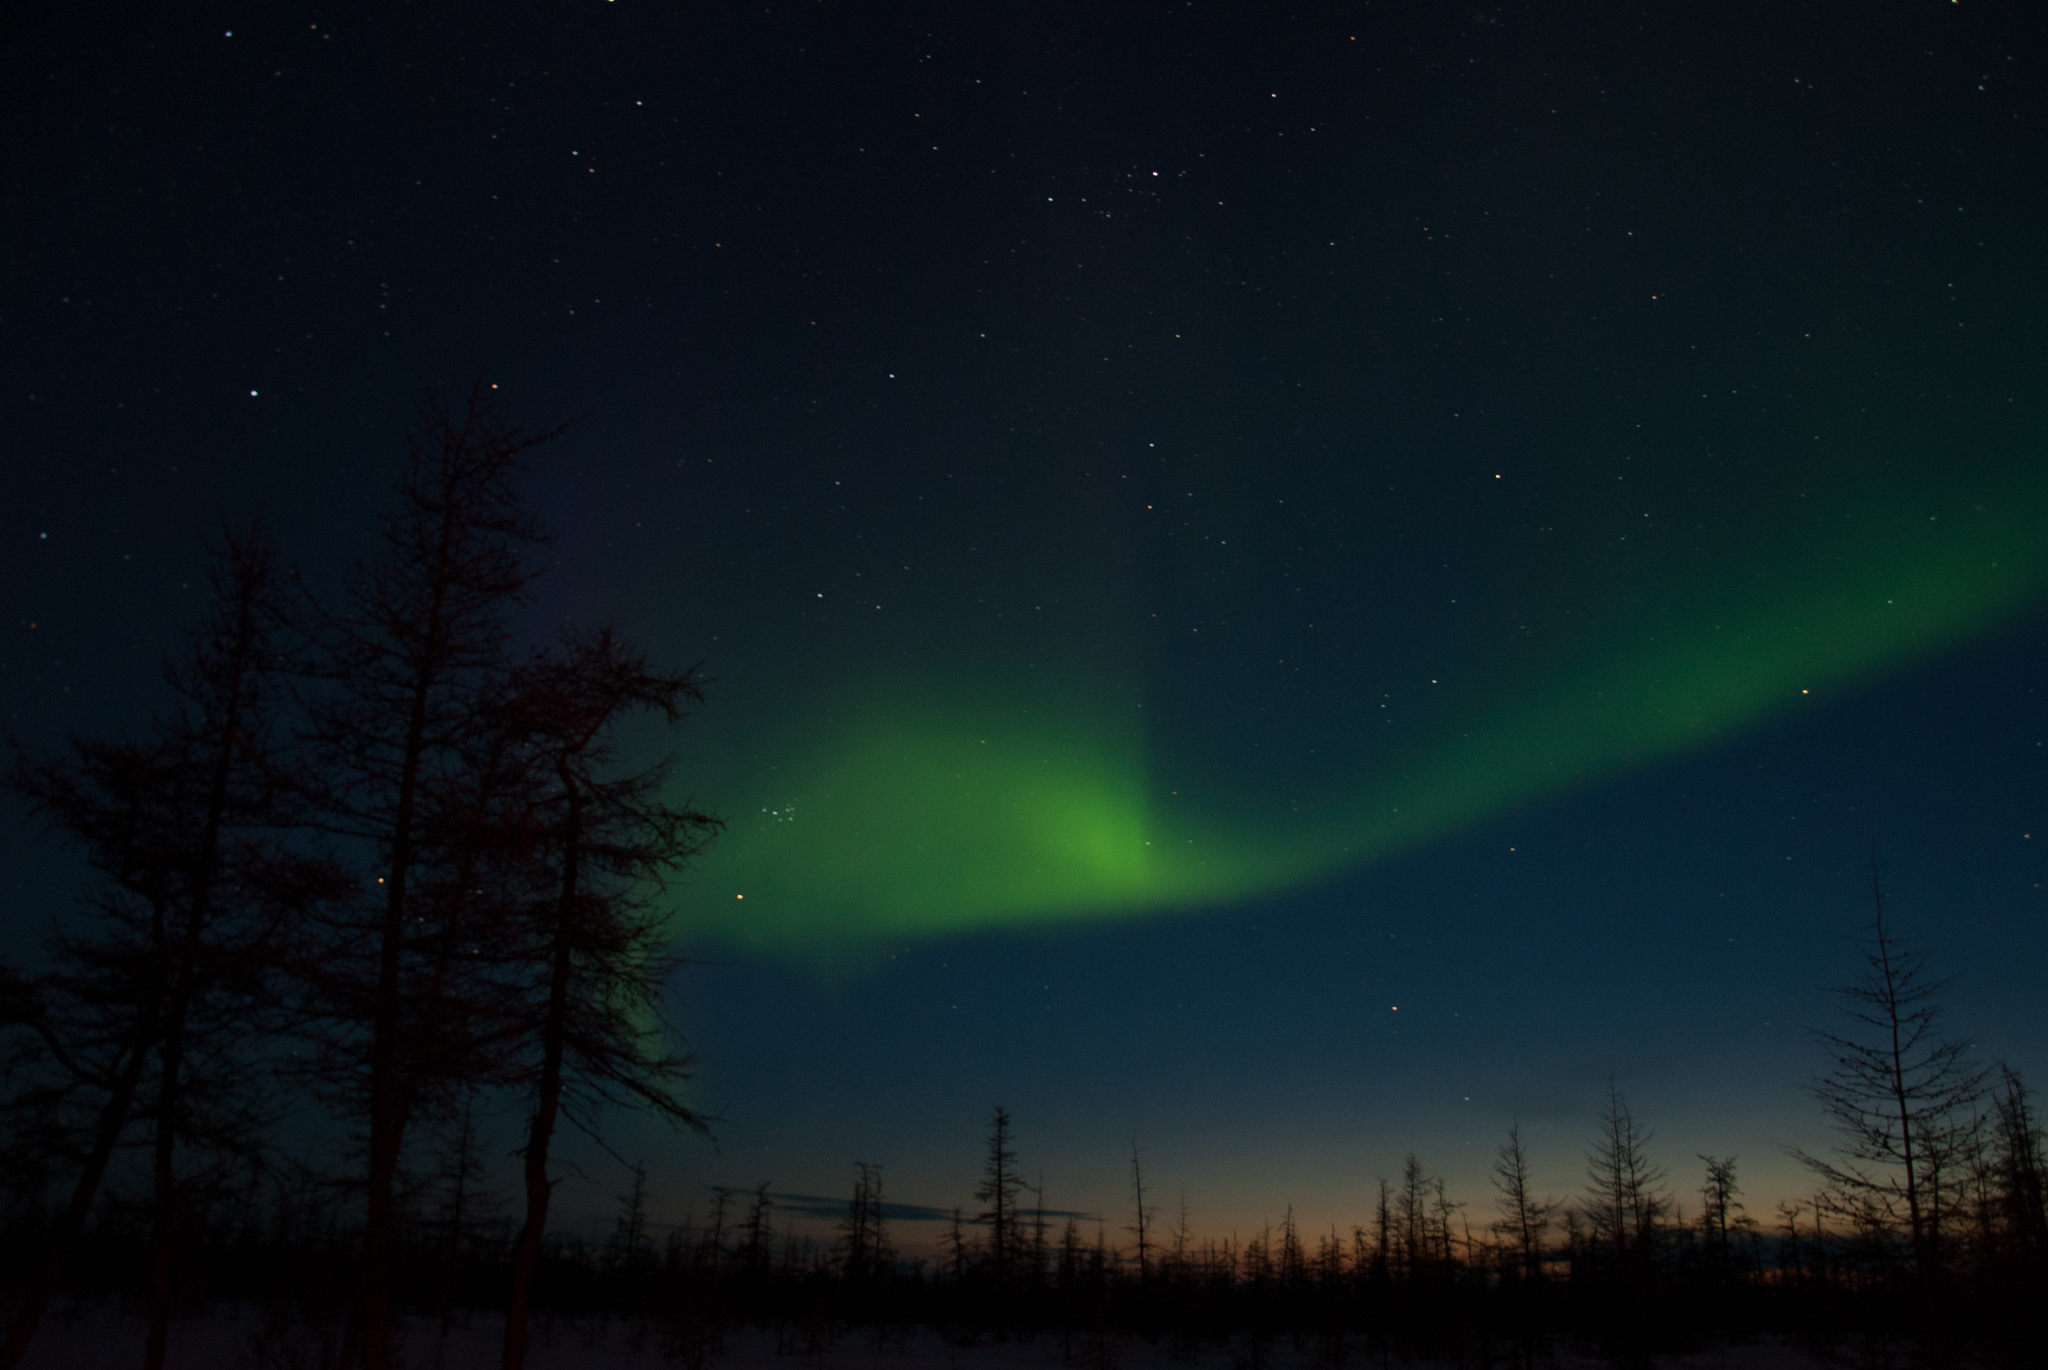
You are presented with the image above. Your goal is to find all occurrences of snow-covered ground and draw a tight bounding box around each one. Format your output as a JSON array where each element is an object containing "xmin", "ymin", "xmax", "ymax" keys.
[{"xmin": 17, "ymin": 1303, "xmax": 1849, "ymax": 1370}]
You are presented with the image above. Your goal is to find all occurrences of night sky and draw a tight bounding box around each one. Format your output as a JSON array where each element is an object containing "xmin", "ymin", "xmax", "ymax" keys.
[{"xmin": 4, "ymin": 1, "xmax": 2044, "ymax": 1247}]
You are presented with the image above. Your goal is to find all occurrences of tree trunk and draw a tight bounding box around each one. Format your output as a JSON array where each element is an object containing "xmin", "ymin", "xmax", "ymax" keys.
[
  {"xmin": 347, "ymin": 577, "xmax": 448, "ymax": 1370},
  {"xmin": 145, "ymin": 615, "xmax": 250, "ymax": 1370},
  {"xmin": 503, "ymin": 781, "xmax": 581, "ymax": 1370},
  {"xmin": 1870, "ymin": 880, "xmax": 1933, "ymax": 1285},
  {"xmin": 141, "ymin": 974, "xmax": 192, "ymax": 1370},
  {"xmin": 332, "ymin": 389, "xmax": 551, "ymax": 1368}
]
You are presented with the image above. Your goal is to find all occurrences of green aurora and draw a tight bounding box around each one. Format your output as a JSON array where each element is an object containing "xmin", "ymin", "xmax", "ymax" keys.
[{"xmin": 678, "ymin": 441, "xmax": 2048, "ymax": 951}]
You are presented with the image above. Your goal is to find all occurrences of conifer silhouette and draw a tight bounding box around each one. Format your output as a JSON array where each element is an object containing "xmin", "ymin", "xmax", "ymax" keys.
[{"xmin": 1789, "ymin": 858, "xmax": 1986, "ymax": 1289}]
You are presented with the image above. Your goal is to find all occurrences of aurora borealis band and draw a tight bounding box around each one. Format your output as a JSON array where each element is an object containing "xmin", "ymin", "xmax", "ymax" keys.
[
  {"xmin": 4, "ymin": 0, "xmax": 2043, "ymax": 1231},
  {"xmin": 697, "ymin": 447, "xmax": 2048, "ymax": 947}
]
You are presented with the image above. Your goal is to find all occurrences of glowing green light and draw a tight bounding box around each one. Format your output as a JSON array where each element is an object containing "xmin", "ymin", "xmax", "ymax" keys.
[{"xmin": 677, "ymin": 447, "xmax": 2047, "ymax": 952}]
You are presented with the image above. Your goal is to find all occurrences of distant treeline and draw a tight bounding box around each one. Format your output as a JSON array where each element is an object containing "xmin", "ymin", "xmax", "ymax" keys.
[
  {"xmin": 1, "ymin": 387, "xmax": 2043, "ymax": 1370},
  {"xmin": 2, "ymin": 1081, "xmax": 2041, "ymax": 1368}
]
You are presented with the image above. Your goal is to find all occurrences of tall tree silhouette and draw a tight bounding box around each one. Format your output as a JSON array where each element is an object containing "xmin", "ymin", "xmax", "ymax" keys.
[
  {"xmin": 1395, "ymin": 1154, "xmax": 1432, "ymax": 1276},
  {"xmin": 1128, "ymin": 1140, "xmax": 1153, "ymax": 1285},
  {"xmin": 1696, "ymin": 1154, "xmax": 1748, "ymax": 1282},
  {"xmin": 2, "ymin": 739, "xmax": 182, "ymax": 1370},
  {"xmin": 1989, "ymin": 1066, "xmax": 2047, "ymax": 1262},
  {"xmin": 1789, "ymin": 861, "xmax": 1985, "ymax": 1286},
  {"xmin": 841, "ymin": 1161, "xmax": 890, "ymax": 1285},
  {"xmin": 497, "ymin": 626, "xmax": 720, "ymax": 1370},
  {"xmin": 1491, "ymin": 1121, "xmax": 1553, "ymax": 1282},
  {"xmin": 1583, "ymin": 1082, "xmax": 1665, "ymax": 1269},
  {"xmin": 301, "ymin": 383, "xmax": 558, "ymax": 1370},
  {"xmin": 975, "ymin": 1106, "xmax": 1022, "ymax": 1284},
  {"xmin": 1370, "ymin": 1177, "xmax": 1392, "ymax": 1280},
  {"xmin": 2, "ymin": 522, "xmax": 327, "ymax": 1370},
  {"xmin": 609, "ymin": 1159, "xmax": 653, "ymax": 1271},
  {"xmin": 133, "ymin": 523, "xmax": 325, "ymax": 1370}
]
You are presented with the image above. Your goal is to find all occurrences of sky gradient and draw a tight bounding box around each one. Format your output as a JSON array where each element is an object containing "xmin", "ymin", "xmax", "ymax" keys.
[{"xmin": 3, "ymin": 0, "xmax": 2043, "ymax": 1248}]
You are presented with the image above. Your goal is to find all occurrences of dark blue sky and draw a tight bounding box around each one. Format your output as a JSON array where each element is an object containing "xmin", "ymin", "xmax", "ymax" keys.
[{"xmin": 3, "ymin": 0, "xmax": 2042, "ymax": 1244}]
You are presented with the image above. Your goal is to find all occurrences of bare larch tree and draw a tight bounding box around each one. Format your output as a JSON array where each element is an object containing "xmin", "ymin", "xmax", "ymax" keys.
[
  {"xmin": 1491, "ymin": 1120, "xmax": 1554, "ymax": 1282},
  {"xmin": 1789, "ymin": 859, "xmax": 1985, "ymax": 1286},
  {"xmin": 301, "ymin": 383, "xmax": 558, "ymax": 1370},
  {"xmin": 498, "ymin": 625, "xmax": 720, "ymax": 1370},
  {"xmin": 3, "ymin": 522, "xmax": 328, "ymax": 1370},
  {"xmin": 975, "ymin": 1106, "xmax": 1022, "ymax": 1284},
  {"xmin": 1582, "ymin": 1082, "xmax": 1665, "ymax": 1269}
]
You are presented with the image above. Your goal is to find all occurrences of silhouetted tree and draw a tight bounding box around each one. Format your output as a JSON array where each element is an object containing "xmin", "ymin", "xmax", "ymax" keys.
[
  {"xmin": 1989, "ymin": 1066, "xmax": 2046, "ymax": 1260},
  {"xmin": 1026, "ymin": 1174, "xmax": 1049, "ymax": 1287},
  {"xmin": 1370, "ymin": 1177, "xmax": 1392, "ymax": 1281},
  {"xmin": 1559, "ymin": 1207, "xmax": 1586, "ymax": 1280},
  {"xmin": 1697, "ymin": 1154, "xmax": 1749, "ymax": 1280},
  {"xmin": 1773, "ymin": 1199, "xmax": 1808, "ymax": 1290},
  {"xmin": 1491, "ymin": 1121, "xmax": 1553, "ymax": 1282},
  {"xmin": 134, "ymin": 521, "xmax": 316, "ymax": 1370},
  {"xmin": 1430, "ymin": 1176, "xmax": 1462, "ymax": 1268},
  {"xmin": 1395, "ymin": 1155, "xmax": 1431, "ymax": 1276},
  {"xmin": 840, "ymin": 1161, "xmax": 891, "ymax": 1286},
  {"xmin": 1169, "ymin": 1190, "xmax": 1191, "ymax": 1278},
  {"xmin": 975, "ymin": 1106, "xmax": 1022, "ymax": 1284},
  {"xmin": 950, "ymin": 1207, "xmax": 973, "ymax": 1286},
  {"xmin": 1789, "ymin": 861, "xmax": 1985, "ymax": 1288},
  {"xmin": 2, "ymin": 522, "xmax": 329, "ymax": 1370},
  {"xmin": 609, "ymin": 1160, "xmax": 652, "ymax": 1271},
  {"xmin": 1128, "ymin": 1140, "xmax": 1153, "ymax": 1285},
  {"xmin": 1583, "ymin": 1082, "xmax": 1665, "ymax": 1268},
  {"xmin": 301, "ymin": 382, "xmax": 559, "ymax": 1370},
  {"xmin": 0, "ymin": 737, "xmax": 179, "ymax": 1370},
  {"xmin": 702, "ymin": 1186, "xmax": 732, "ymax": 1277},
  {"xmin": 1278, "ymin": 1205, "xmax": 1305, "ymax": 1287},
  {"xmin": 498, "ymin": 626, "xmax": 719, "ymax": 1370},
  {"xmin": 727, "ymin": 1180, "xmax": 772, "ymax": 1289}
]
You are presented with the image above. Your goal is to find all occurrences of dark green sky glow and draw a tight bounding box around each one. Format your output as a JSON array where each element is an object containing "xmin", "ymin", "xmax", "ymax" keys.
[{"xmin": 690, "ymin": 430, "xmax": 2045, "ymax": 948}]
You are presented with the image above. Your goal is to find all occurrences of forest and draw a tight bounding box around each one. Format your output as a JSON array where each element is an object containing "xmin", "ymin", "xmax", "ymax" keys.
[{"xmin": 1, "ymin": 387, "xmax": 2042, "ymax": 1370}]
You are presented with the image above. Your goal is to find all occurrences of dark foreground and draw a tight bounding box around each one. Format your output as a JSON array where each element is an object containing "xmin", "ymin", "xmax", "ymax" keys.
[{"xmin": 19, "ymin": 1305, "xmax": 1860, "ymax": 1370}]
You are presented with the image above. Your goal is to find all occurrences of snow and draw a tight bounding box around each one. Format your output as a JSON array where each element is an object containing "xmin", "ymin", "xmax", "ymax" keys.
[{"xmin": 18, "ymin": 1301, "xmax": 1843, "ymax": 1370}]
